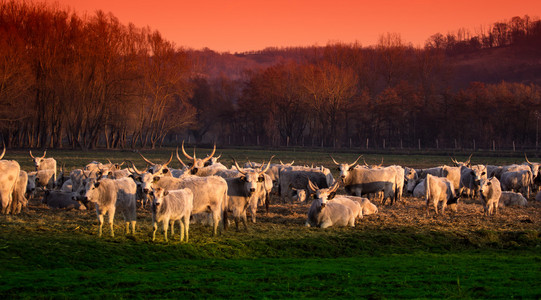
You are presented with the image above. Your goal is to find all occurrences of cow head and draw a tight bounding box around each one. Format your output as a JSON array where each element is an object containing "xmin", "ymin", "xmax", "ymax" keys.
[
  {"xmin": 330, "ymin": 155, "xmax": 362, "ymax": 182},
  {"xmin": 291, "ymin": 187, "xmax": 307, "ymax": 202},
  {"xmin": 204, "ymin": 154, "xmax": 222, "ymax": 167},
  {"xmin": 451, "ymin": 153, "xmax": 473, "ymax": 168},
  {"xmin": 179, "ymin": 141, "xmax": 216, "ymax": 175},
  {"xmin": 404, "ymin": 167, "xmax": 418, "ymax": 193},
  {"xmin": 307, "ymin": 179, "xmax": 340, "ymax": 207},
  {"xmin": 149, "ymin": 187, "xmax": 168, "ymax": 210},
  {"xmin": 29, "ymin": 150, "xmax": 47, "ymax": 169},
  {"xmin": 138, "ymin": 152, "xmax": 173, "ymax": 176},
  {"xmin": 126, "ymin": 161, "xmax": 156, "ymax": 195},
  {"xmin": 478, "ymin": 177, "xmax": 493, "ymax": 201},
  {"xmin": 232, "ymin": 156, "xmax": 273, "ymax": 196},
  {"xmin": 83, "ymin": 179, "xmax": 101, "ymax": 203}
]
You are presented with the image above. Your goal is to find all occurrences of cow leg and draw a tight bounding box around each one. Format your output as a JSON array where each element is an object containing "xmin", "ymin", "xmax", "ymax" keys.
[
  {"xmin": 212, "ymin": 211, "xmax": 220, "ymax": 236},
  {"xmin": 250, "ymin": 204, "xmax": 257, "ymax": 223},
  {"xmin": 163, "ymin": 217, "xmax": 170, "ymax": 242},
  {"xmin": 170, "ymin": 220, "xmax": 175, "ymax": 236},
  {"xmin": 433, "ymin": 200, "xmax": 438, "ymax": 215},
  {"xmin": 441, "ymin": 201, "xmax": 447, "ymax": 215},
  {"xmin": 131, "ymin": 220, "xmax": 136, "ymax": 236},
  {"xmin": 108, "ymin": 209, "xmax": 115, "ymax": 237},
  {"xmin": 152, "ymin": 220, "xmax": 158, "ymax": 241},
  {"xmin": 97, "ymin": 214, "xmax": 105, "ymax": 237},
  {"xmin": 242, "ymin": 211, "xmax": 248, "ymax": 231}
]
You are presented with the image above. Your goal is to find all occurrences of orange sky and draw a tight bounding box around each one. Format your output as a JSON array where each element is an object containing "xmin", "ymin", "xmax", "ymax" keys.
[{"xmin": 47, "ymin": 0, "xmax": 541, "ymax": 53}]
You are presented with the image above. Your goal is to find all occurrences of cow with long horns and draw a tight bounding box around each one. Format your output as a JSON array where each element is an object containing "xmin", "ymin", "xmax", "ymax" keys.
[
  {"xmin": 29, "ymin": 150, "xmax": 57, "ymax": 187},
  {"xmin": 331, "ymin": 155, "xmax": 398, "ymax": 205},
  {"xmin": 178, "ymin": 141, "xmax": 217, "ymax": 176},
  {"xmin": 138, "ymin": 152, "xmax": 174, "ymax": 176}
]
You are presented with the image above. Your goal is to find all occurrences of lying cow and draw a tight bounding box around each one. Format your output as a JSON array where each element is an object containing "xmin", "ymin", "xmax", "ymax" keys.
[
  {"xmin": 305, "ymin": 181, "xmax": 357, "ymax": 228},
  {"xmin": 499, "ymin": 191, "xmax": 527, "ymax": 207},
  {"xmin": 344, "ymin": 196, "xmax": 379, "ymax": 215},
  {"xmin": 150, "ymin": 187, "xmax": 193, "ymax": 242},
  {"xmin": 41, "ymin": 190, "xmax": 86, "ymax": 210}
]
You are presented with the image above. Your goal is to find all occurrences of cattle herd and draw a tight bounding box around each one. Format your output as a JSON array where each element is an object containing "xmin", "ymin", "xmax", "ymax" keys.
[{"xmin": 0, "ymin": 143, "xmax": 538, "ymax": 242}]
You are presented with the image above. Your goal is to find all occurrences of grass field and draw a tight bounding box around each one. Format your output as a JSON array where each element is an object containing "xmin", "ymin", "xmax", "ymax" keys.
[{"xmin": 1, "ymin": 147, "xmax": 540, "ymax": 298}]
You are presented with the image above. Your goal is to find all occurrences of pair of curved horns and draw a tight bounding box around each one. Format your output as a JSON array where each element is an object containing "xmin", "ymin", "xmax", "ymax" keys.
[
  {"xmin": 126, "ymin": 160, "xmax": 149, "ymax": 175},
  {"xmin": 233, "ymin": 156, "xmax": 274, "ymax": 176},
  {"xmin": 307, "ymin": 178, "xmax": 339, "ymax": 193},
  {"xmin": 138, "ymin": 152, "xmax": 173, "ymax": 168},
  {"xmin": 29, "ymin": 150, "xmax": 46, "ymax": 159},
  {"xmin": 180, "ymin": 141, "xmax": 216, "ymax": 164},
  {"xmin": 330, "ymin": 154, "xmax": 363, "ymax": 169}
]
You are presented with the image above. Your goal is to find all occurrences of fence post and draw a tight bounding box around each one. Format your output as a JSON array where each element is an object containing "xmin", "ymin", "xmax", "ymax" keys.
[
  {"xmin": 383, "ymin": 139, "xmax": 385, "ymax": 149},
  {"xmin": 418, "ymin": 139, "xmax": 421, "ymax": 150},
  {"xmin": 366, "ymin": 138, "xmax": 369, "ymax": 149},
  {"xmin": 513, "ymin": 141, "xmax": 516, "ymax": 152},
  {"xmin": 436, "ymin": 139, "xmax": 439, "ymax": 149},
  {"xmin": 349, "ymin": 138, "xmax": 352, "ymax": 148},
  {"xmin": 287, "ymin": 136, "xmax": 290, "ymax": 147},
  {"xmin": 473, "ymin": 139, "xmax": 476, "ymax": 151},
  {"xmin": 400, "ymin": 139, "xmax": 403, "ymax": 149},
  {"xmin": 492, "ymin": 140, "xmax": 495, "ymax": 151}
]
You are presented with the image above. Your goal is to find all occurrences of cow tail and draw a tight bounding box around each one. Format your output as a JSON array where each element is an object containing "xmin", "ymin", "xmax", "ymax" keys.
[{"xmin": 222, "ymin": 188, "xmax": 228, "ymax": 231}]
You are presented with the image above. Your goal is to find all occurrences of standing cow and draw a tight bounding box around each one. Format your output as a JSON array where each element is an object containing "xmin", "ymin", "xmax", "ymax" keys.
[
  {"xmin": 0, "ymin": 146, "xmax": 21, "ymax": 214},
  {"xmin": 83, "ymin": 177, "xmax": 137, "ymax": 237},
  {"xmin": 29, "ymin": 150, "xmax": 57, "ymax": 185},
  {"xmin": 478, "ymin": 177, "xmax": 502, "ymax": 216},
  {"xmin": 150, "ymin": 187, "xmax": 193, "ymax": 242},
  {"xmin": 425, "ymin": 174, "xmax": 459, "ymax": 216}
]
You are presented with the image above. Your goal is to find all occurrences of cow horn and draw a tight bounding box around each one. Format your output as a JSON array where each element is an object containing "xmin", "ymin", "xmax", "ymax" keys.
[
  {"xmin": 290, "ymin": 160, "xmax": 294, "ymax": 165},
  {"xmin": 330, "ymin": 156, "xmax": 340, "ymax": 165},
  {"xmin": 466, "ymin": 153, "xmax": 473, "ymax": 164},
  {"xmin": 307, "ymin": 178, "xmax": 319, "ymax": 193},
  {"xmin": 0, "ymin": 142, "xmax": 5, "ymax": 160},
  {"xmin": 138, "ymin": 151, "xmax": 155, "ymax": 166},
  {"xmin": 126, "ymin": 160, "xmax": 145, "ymax": 175},
  {"xmin": 525, "ymin": 153, "xmax": 532, "ymax": 164},
  {"xmin": 231, "ymin": 157, "xmax": 247, "ymax": 175},
  {"xmin": 330, "ymin": 181, "xmax": 340, "ymax": 193},
  {"xmin": 201, "ymin": 144, "xmax": 216, "ymax": 163},
  {"xmin": 378, "ymin": 157, "xmax": 384, "ymax": 167},
  {"xmin": 280, "ymin": 160, "xmax": 284, "ymax": 165},
  {"xmin": 107, "ymin": 159, "xmax": 113, "ymax": 165},
  {"xmin": 181, "ymin": 141, "xmax": 194, "ymax": 160},
  {"xmin": 362, "ymin": 157, "xmax": 369, "ymax": 167},
  {"xmin": 176, "ymin": 147, "xmax": 187, "ymax": 168},
  {"xmin": 259, "ymin": 156, "xmax": 274, "ymax": 175},
  {"xmin": 163, "ymin": 153, "xmax": 173, "ymax": 167},
  {"xmin": 29, "ymin": 150, "xmax": 35, "ymax": 159},
  {"xmin": 348, "ymin": 155, "xmax": 363, "ymax": 169},
  {"xmin": 41, "ymin": 150, "xmax": 46, "ymax": 159},
  {"xmin": 450, "ymin": 157, "xmax": 458, "ymax": 165}
]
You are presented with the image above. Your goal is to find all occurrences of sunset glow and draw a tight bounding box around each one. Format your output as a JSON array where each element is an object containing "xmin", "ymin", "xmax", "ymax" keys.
[{"xmin": 47, "ymin": 0, "xmax": 541, "ymax": 52}]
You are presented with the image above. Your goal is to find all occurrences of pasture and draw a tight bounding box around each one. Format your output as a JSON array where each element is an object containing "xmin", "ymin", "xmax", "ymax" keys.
[{"xmin": 0, "ymin": 147, "xmax": 540, "ymax": 298}]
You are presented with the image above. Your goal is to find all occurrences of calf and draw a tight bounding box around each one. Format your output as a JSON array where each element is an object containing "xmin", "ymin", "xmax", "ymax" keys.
[
  {"xmin": 83, "ymin": 177, "xmax": 137, "ymax": 237},
  {"xmin": 478, "ymin": 177, "xmax": 502, "ymax": 216},
  {"xmin": 425, "ymin": 174, "xmax": 459, "ymax": 216},
  {"xmin": 41, "ymin": 190, "xmax": 86, "ymax": 210},
  {"xmin": 344, "ymin": 196, "xmax": 379, "ymax": 215},
  {"xmin": 150, "ymin": 187, "xmax": 193, "ymax": 242}
]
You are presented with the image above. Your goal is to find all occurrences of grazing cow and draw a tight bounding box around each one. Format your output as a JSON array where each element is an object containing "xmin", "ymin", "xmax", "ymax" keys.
[
  {"xmin": 0, "ymin": 146, "xmax": 20, "ymax": 214},
  {"xmin": 150, "ymin": 187, "xmax": 193, "ymax": 242},
  {"xmin": 413, "ymin": 179, "xmax": 426, "ymax": 198},
  {"xmin": 499, "ymin": 191, "xmax": 528, "ymax": 207},
  {"xmin": 305, "ymin": 181, "xmax": 355, "ymax": 228},
  {"xmin": 291, "ymin": 188, "xmax": 307, "ymax": 202},
  {"xmin": 404, "ymin": 167, "xmax": 419, "ymax": 194},
  {"xmin": 500, "ymin": 170, "xmax": 532, "ymax": 198},
  {"xmin": 41, "ymin": 190, "xmax": 86, "ymax": 210},
  {"xmin": 478, "ymin": 177, "xmax": 502, "ymax": 216},
  {"xmin": 331, "ymin": 155, "xmax": 397, "ymax": 205},
  {"xmin": 144, "ymin": 174, "xmax": 228, "ymax": 236},
  {"xmin": 222, "ymin": 158, "xmax": 272, "ymax": 230},
  {"xmin": 83, "ymin": 177, "xmax": 137, "ymax": 237},
  {"xmin": 425, "ymin": 174, "xmax": 458, "ymax": 216}
]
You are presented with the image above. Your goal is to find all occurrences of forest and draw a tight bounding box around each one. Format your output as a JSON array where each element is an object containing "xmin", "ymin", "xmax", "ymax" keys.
[{"xmin": 1, "ymin": 0, "xmax": 541, "ymax": 150}]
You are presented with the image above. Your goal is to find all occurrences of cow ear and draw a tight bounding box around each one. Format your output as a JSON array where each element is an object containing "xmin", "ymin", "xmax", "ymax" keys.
[
  {"xmin": 258, "ymin": 176, "xmax": 264, "ymax": 182},
  {"xmin": 487, "ymin": 182, "xmax": 492, "ymax": 186},
  {"xmin": 348, "ymin": 166, "xmax": 355, "ymax": 171},
  {"xmin": 164, "ymin": 190, "xmax": 169, "ymax": 196},
  {"xmin": 336, "ymin": 167, "xmax": 340, "ymax": 171},
  {"xmin": 470, "ymin": 171, "xmax": 475, "ymax": 175},
  {"xmin": 312, "ymin": 194, "xmax": 318, "ymax": 200},
  {"xmin": 240, "ymin": 176, "xmax": 246, "ymax": 182},
  {"xmin": 481, "ymin": 171, "xmax": 486, "ymax": 176},
  {"xmin": 163, "ymin": 169, "xmax": 169, "ymax": 174},
  {"xmin": 153, "ymin": 177, "xmax": 160, "ymax": 183},
  {"xmin": 329, "ymin": 192, "xmax": 336, "ymax": 200},
  {"xmin": 94, "ymin": 182, "xmax": 100, "ymax": 188}
]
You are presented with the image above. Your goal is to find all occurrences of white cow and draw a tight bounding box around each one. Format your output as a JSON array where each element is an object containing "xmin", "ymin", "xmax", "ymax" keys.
[{"xmin": 150, "ymin": 187, "xmax": 193, "ymax": 242}]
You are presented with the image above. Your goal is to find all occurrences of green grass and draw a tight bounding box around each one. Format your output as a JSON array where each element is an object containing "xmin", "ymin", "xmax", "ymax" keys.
[{"xmin": 1, "ymin": 148, "xmax": 540, "ymax": 298}]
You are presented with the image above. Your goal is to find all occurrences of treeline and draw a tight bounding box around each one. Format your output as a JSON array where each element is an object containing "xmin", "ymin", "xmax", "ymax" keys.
[{"xmin": 1, "ymin": 0, "xmax": 540, "ymax": 150}]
